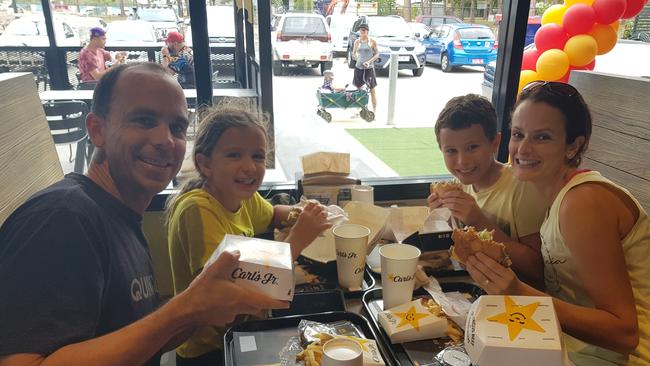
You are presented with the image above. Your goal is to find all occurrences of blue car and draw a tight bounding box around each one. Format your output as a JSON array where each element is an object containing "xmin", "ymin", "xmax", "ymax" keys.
[{"xmin": 422, "ymin": 24, "xmax": 497, "ymax": 72}]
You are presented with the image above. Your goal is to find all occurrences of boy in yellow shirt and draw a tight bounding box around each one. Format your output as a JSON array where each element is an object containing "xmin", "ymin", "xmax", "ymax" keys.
[{"xmin": 428, "ymin": 94, "xmax": 547, "ymax": 288}]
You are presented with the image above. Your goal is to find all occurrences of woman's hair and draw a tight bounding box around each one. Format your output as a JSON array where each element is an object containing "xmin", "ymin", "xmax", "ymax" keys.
[
  {"xmin": 164, "ymin": 103, "xmax": 270, "ymax": 224},
  {"xmin": 514, "ymin": 82, "xmax": 592, "ymax": 167}
]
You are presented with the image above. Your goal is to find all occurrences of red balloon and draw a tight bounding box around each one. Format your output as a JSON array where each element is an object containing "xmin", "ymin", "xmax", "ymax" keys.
[
  {"xmin": 593, "ymin": 0, "xmax": 627, "ymax": 24},
  {"xmin": 560, "ymin": 61, "xmax": 596, "ymax": 82},
  {"xmin": 535, "ymin": 24, "xmax": 569, "ymax": 52},
  {"xmin": 563, "ymin": 4, "xmax": 597, "ymax": 36},
  {"xmin": 522, "ymin": 48, "xmax": 541, "ymax": 70},
  {"xmin": 622, "ymin": 0, "xmax": 644, "ymax": 18}
]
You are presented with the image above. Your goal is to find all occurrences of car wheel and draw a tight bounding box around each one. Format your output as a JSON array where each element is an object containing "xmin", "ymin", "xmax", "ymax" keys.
[
  {"xmin": 347, "ymin": 49, "xmax": 355, "ymax": 69},
  {"xmin": 320, "ymin": 61, "xmax": 333, "ymax": 75},
  {"xmin": 412, "ymin": 67, "xmax": 424, "ymax": 77},
  {"xmin": 441, "ymin": 53, "xmax": 452, "ymax": 73},
  {"xmin": 272, "ymin": 61, "xmax": 283, "ymax": 76}
]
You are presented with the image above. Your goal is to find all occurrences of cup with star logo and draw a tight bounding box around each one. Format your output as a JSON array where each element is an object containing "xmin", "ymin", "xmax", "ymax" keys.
[
  {"xmin": 379, "ymin": 243, "xmax": 421, "ymax": 310},
  {"xmin": 333, "ymin": 223, "xmax": 371, "ymax": 290}
]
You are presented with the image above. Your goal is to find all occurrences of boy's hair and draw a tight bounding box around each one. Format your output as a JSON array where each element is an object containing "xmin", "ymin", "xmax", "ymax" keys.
[
  {"xmin": 164, "ymin": 103, "xmax": 270, "ymax": 224},
  {"xmin": 434, "ymin": 94, "xmax": 497, "ymax": 144}
]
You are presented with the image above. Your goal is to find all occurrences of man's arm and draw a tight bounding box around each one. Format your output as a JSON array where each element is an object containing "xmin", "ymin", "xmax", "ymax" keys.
[{"xmin": 0, "ymin": 252, "xmax": 288, "ymax": 366}]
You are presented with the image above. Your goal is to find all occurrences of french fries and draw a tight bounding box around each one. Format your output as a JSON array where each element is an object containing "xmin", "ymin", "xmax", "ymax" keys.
[
  {"xmin": 296, "ymin": 333, "xmax": 334, "ymax": 366},
  {"xmin": 424, "ymin": 298, "xmax": 464, "ymax": 345}
]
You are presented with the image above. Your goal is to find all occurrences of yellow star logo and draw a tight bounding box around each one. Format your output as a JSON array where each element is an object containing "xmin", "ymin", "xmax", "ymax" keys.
[
  {"xmin": 394, "ymin": 305, "xmax": 430, "ymax": 331},
  {"xmin": 487, "ymin": 296, "xmax": 545, "ymax": 341}
]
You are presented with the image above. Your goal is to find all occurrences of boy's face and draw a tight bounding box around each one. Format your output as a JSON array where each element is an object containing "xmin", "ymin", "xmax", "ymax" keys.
[
  {"xmin": 325, "ymin": 75, "xmax": 333, "ymax": 81},
  {"xmin": 438, "ymin": 124, "xmax": 500, "ymax": 185}
]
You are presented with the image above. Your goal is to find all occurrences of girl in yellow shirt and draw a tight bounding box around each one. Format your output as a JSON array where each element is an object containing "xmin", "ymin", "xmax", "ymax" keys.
[
  {"xmin": 165, "ymin": 107, "xmax": 331, "ymax": 366},
  {"xmin": 466, "ymin": 82, "xmax": 649, "ymax": 365}
]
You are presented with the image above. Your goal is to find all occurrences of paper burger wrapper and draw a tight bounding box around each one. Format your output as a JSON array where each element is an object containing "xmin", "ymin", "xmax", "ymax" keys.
[
  {"xmin": 378, "ymin": 298, "xmax": 447, "ymax": 344},
  {"xmin": 465, "ymin": 295, "xmax": 568, "ymax": 366},
  {"xmin": 302, "ymin": 201, "xmax": 389, "ymax": 263},
  {"xmin": 205, "ymin": 234, "xmax": 294, "ymax": 301}
]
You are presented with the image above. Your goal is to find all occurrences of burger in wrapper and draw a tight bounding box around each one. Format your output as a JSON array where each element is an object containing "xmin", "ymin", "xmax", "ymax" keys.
[
  {"xmin": 450, "ymin": 227, "xmax": 512, "ymax": 267},
  {"xmin": 430, "ymin": 181, "xmax": 463, "ymax": 196}
]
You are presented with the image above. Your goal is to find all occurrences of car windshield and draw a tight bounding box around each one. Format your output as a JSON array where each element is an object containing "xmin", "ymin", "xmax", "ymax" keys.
[
  {"xmin": 207, "ymin": 7, "xmax": 235, "ymax": 38},
  {"xmin": 457, "ymin": 27, "xmax": 494, "ymax": 39},
  {"xmin": 138, "ymin": 9, "xmax": 176, "ymax": 22},
  {"xmin": 368, "ymin": 17, "xmax": 412, "ymax": 37},
  {"xmin": 282, "ymin": 17, "xmax": 326, "ymax": 35},
  {"xmin": 5, "ymin": 20, "xmax": 46, "ymax": 36},
  {"xmin": 447, "ymin": 17, "xmax": 462, "ymax": 24},
  {"xmin": 107, "ymin": 24, "xmax": 155, "ymax": 42}
]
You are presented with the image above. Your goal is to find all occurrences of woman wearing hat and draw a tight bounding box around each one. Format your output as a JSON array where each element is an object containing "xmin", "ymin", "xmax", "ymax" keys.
[
  {"xmin": 78, "ymin": 27, "xmax": 125, "ymax": 87},
  {"xmin": 352, "ymin": 22, "xmax": 379, "ymax": 120}
]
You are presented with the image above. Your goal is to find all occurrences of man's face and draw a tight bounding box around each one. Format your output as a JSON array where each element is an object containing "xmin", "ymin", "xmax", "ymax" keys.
[
  {"xmin": 168, "ymin": 41, "xmax": 182, "ymax": 52},
  {"xmin": 99, "ymin": 68, "xmax": 189, "ymax": 200},
  {"xmin": 94, "ymin": 35, "xmax": 107, "ymax": 48}
]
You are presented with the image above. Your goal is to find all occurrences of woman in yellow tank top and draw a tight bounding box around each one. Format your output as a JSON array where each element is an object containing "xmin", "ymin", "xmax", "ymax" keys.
[{"xmin": 465, "ymin": 81, "xmax": 649, "ymax": 365}]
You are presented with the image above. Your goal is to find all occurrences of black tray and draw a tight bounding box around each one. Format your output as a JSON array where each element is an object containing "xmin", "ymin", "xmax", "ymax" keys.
[
  {"xmin": 271, "ymin": 290, "xmax": 346, "ymax": 318},
  {"xmin": 224, "ymin": 311, "xmax": 396, "ymax": 366},
  {"xmin": 296, "ymin": 256, "xmax": 376, "ymax": 298},
  {"xmin": 362, "ymin": 283, "xmax": 485, "ymax": 365}
]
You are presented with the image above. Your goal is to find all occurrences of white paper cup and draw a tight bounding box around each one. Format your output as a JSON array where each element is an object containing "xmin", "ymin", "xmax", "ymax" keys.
[
  {"xmin": 380, "ymin": 243, "xmax": 421, "ymax": 310},
  {"xmin": 322, "ymin": 338, "xmax": 363, "ymax": 366},
  {"xmin": 333, "ymin": 224, "xmax": 370, "ymax": 290},
  {"xmin": 351, "ymin": 185, "xmax": 374, "ymax": 204}
]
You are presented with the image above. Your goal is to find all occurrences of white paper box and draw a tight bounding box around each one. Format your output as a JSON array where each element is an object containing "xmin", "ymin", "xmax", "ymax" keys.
[
  {"xmin": 465, "ymin": 295, "xmax": 566, "ymax": 366},
  {"xmin": 205, "ymin": 234, "xmax": 294, "ymax": 301},
  {"xmin": 378, "ymin": 298, "xmax": 447, "ymax": 344}
]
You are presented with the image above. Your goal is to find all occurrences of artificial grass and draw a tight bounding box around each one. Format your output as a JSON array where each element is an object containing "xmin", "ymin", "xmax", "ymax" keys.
[{"xmin": 345, "ymin": 127, "xmax": 448, "ymax": 176}]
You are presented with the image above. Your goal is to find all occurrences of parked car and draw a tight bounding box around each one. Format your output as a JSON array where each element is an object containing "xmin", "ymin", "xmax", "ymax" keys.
[
  {"xmin": 326, "ymin": 13, "xmax": 358, "ymax": 56},
  {"xmin": 416, "ymin": 15, "xmax": 463, "ymax": 27},
  {"xmin": 422, "ymin": 23, "xmax": 497, "ymax": 72},
  {"xmin": 185, "ymin": 5, "xmax": 235, "ymax": 47},
  {"xmin": 347, "ymin": 15, "xmax": 426, "ymax": 77},
  {"xmin": 60, "ymin": 15, "xmax": 107, "ymax": 43},
  {"xmin": 0, "ymin": 15, "xmax": 81, "ymax": 46},
  {"xmin": 105, "ymin": 20, "xmax": 161, "ymax": 47},
  {"xmin": 480, "ymin": 40, "xmax": 650, "ymax": 98},
  {"xmin": 272, "ymin": 13, "xmax": 333, "ymax": 76},
  {"xmin": 134, "ymin": 7, "xmax": 181, "ymax": 40},
  {"xmin": 408, "ymin": 21, "xmax": 431, "ymax": 42}
]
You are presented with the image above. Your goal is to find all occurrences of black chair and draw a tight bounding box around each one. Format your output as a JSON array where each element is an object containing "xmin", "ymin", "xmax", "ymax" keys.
[{"xmin": 42, "ymin": 101, "xmax": 90, "ymax": 174}]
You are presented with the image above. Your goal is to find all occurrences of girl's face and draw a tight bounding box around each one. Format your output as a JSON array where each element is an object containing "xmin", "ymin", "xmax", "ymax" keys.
[
  {"xmin": 509, "ymin": 100, "xmax": 583, "ymax": 184},
  {"xmin": 197, "ymin": 126, "xmax": 267, "ymax": 212}
]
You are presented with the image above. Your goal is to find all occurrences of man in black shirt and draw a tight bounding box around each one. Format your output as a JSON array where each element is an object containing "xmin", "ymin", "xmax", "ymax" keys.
[{"xmin": 0, "ymin": 63, "xmax": 287, "ymax": 366}]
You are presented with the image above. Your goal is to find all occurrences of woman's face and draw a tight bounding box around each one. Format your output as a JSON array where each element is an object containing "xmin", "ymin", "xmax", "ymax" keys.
[{"xmin": 509, "ymin": 100, "xmax": 583, "ymax": 183}]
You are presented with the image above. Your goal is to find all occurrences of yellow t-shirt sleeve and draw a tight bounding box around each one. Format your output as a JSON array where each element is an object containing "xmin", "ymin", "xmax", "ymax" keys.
[
  {"xmin": 248, "ymin": 192, "xmax": 274, "ymax": 234},
  {"xmin": 511, "ymin": 181, "xmax": 547, "ymax": 238},
  {"xmin": 176, "ymin": 200, "xmax": 229, "ymax": 274}
]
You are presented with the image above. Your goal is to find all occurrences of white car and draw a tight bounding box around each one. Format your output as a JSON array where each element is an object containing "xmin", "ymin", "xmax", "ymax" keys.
[
  {"xmin": 105, "ymin": 20, "xmax": 162, "ymax": 63},
  {"xmin": 185, "ymin": 5, "xmax": 235, "ymax": 47},
  {"xmin": 0, "ymin": 15, "xmax": 81, "ymax": 46},
  {"xmin": 326, "ymin": 13, "xmax": 358, "ymax": 55},
  {"xmin": 408, "ymin": 21, "xmax": 431, "ymax": 42},
  {"xmin": 134, "ymin": 7, "xmax": 180, "ymax": 40},
  {"xmin": 60, "ymin": 15, "xmax": 107, "ymax": 43},
  {"xmin": 272, "ymin": 13, "xmax": 333, "ymax": 76}
]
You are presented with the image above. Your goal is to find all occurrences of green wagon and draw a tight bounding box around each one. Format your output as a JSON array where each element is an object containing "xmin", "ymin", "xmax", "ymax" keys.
[{"xmin": 316, "ymin": 89, "xmax": 375, "ymax": 122}]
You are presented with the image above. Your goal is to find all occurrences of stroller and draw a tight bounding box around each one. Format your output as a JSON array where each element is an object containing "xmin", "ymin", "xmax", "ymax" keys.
[{"xmin": 316, "ymin": 80, "xmax": 375, "ymax": 123}]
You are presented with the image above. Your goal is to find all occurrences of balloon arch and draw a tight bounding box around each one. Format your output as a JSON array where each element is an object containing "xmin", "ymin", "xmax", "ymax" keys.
[{"xmin": 518, "ymin": 0, "xmax": 647, "ymax": 92}]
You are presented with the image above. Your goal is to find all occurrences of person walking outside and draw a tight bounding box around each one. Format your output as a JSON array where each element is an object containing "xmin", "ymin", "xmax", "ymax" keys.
[{"xmin": 352, "ymin": 22, "xmax": 379, "ymax": 120}]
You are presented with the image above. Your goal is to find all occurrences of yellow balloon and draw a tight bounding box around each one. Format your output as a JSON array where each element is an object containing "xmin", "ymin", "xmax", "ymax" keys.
[
  {"xmin": 519, "ymin": 70, "xmax": 540, "ymax": 94},
  {"xmin": 564, "ymin": 0, "xmax": 594, "ymax": 5},
  {"xmin": 536, "ymin": 49, "xmax": 570, "ymax": 81},
  {"xmin": 590, "ymin": 23, "xmax": 618, "ymax": 55},
  {"xmin": 542, "ymin": 4, "xmax": 567, "ymax": 25},
  {"xmin": 610, "ymin": 20, "xmax": 620, "ymax": 32},
  {"xmin": 564, "ymin": 35, "xmax": 598, "ymax": 66}
]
